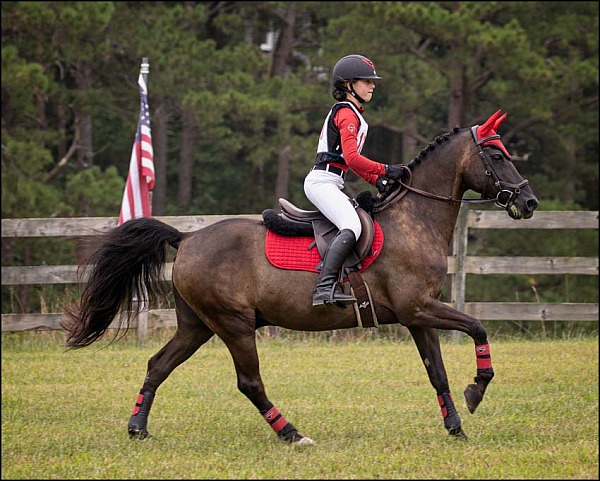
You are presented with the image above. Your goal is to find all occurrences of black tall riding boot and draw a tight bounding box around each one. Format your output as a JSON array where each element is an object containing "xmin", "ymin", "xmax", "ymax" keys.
[{"xmin": 312, "ymin": 229, "xmax": 358, "ymax": 307}]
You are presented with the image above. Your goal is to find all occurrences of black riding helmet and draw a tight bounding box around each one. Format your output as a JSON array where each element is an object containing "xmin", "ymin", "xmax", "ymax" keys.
[{"xmin": 331, "ymin": 54, "xmax": 382, "ymax": 103}]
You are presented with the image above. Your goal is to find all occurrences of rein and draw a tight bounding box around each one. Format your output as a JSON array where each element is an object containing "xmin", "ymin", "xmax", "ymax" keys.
[{"xmin": 374, "ymin": 126, "xmax": 529, "ymax": 213}]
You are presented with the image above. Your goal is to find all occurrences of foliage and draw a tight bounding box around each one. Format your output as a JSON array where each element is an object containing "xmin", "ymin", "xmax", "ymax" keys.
[
  {"xmin": 1, "ymin": 1, "xmax": 598, "ymax": 318},
  {"xmin": 2, "ymin": 1, "xmax": 597, "ymax": 220}
]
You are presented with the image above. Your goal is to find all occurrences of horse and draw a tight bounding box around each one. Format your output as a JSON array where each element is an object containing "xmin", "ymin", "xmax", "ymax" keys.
[{"xmin": 62, "ymin": 109, "xmax": 538, "ymax": 446}]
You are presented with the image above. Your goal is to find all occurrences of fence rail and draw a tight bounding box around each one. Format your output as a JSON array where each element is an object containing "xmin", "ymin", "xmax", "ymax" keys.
[{"xmin": 2, "ymin": 209, "xmax": 598, "ymax": 341}]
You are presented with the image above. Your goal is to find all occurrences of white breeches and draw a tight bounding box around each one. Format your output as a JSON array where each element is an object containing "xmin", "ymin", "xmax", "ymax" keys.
[{"xmin": 304, "ymin": 170, "xmax": 361, "ymax": 241}]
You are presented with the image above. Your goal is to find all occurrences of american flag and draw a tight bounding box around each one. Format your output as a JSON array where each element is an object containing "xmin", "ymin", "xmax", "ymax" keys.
[{"xmin": 118, "ymin": 72, "xmax": 155, "ymax": 225}]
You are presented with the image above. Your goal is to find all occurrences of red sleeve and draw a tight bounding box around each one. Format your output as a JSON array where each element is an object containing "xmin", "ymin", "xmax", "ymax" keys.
[{"xmin": 335, "ymin": 108, "xmax": 386, "ymax": 186}]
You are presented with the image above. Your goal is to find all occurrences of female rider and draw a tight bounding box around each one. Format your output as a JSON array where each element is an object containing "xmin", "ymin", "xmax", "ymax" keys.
[{"xmin": 304, "ymin": 54, "xmax": 403, "ymax": 307}]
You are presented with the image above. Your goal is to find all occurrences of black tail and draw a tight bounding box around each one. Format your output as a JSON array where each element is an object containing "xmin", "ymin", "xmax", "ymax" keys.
[{"xmin": 61, "ymin": 218, "xmax": 181, "ymax": 349}]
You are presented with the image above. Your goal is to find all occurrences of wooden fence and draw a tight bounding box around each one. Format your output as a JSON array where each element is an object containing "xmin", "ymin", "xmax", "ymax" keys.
[{"xmin": 2, "ymin": 208, "xmax": 598, "ymax": 344}]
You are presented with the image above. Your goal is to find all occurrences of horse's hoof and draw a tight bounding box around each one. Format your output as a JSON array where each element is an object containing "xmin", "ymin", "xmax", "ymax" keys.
[
  {"xmin": 464, "ymin": 383, "xmax": 482, "ymax": 414},
  {"xmin": 284, "ymin": 432, "xmax": 316, "ymax": 446},
  {"xmin": 128, "ymin": 427, "xmax": 151, "ymax": 440},
  {"xmin": 448, "ymin": 427, "xmax": 468, "ymax": 441},
  {"xmin": 291, "ymin": 435, "xmax": 316, "ymax": 446},
  {"xmin": 444, "ymin": 411, "xmax": 462, "ymax": 432}
]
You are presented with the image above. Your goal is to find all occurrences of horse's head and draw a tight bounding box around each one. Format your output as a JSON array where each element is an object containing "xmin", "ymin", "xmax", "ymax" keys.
[{"xmin": 467, "ymin": 110, "xmax": 538, "ymax": 219}]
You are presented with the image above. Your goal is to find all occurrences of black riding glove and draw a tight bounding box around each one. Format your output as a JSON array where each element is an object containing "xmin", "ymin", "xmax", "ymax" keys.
[
  {"xmin": 385, "ymin": 164, "xmax": 404, "ymax": 181},
  {"xmin": 376, "ymin": 176, "xmax": 390, "ymax": 194}
]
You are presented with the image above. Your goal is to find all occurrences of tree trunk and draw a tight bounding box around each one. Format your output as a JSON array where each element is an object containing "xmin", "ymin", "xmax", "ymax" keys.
[
  {"xmin": 273, "ymin": 144, "xmax": 291, "ymax": 209},
  {"xmin": 268, "ymin": 3, "xmax": 297, "ymax": 337},
  {"xmin": 270, "ymin": 3, "xmax": 296, "ymax": 78},
  {"xmin": 271, "ymin": 2, "xmax": 296, "ymax": 212},
  {"xmin": 561, "ymin": 132, "xmax": 577, "ymax": 204},
  {"xmin": 152, "ymin": 102, "xmax": 169, "ymax": 216},
  {"xmin": 177, "ymin": 108, "xmax": 196, "ymax": 210},
  {"xmin": 74, "ymin": 65, "xmax": 94, "ymax": 167},
  {"xmin": 402, "ymin": 116, "xmax": 419, "ymax": 161},
  {"xmin": 447, "ymin": 58, "xmax": 467, "ymax": 130}
]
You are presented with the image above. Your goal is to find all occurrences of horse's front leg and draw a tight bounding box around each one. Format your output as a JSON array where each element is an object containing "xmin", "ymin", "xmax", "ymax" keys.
[
  {"xmin": 414, "ymin": 298, "xmax": 495, "ymax": 414},
  {"xmin": 408, "ymin": 325, "xmax": 467, "ymax": 440}
]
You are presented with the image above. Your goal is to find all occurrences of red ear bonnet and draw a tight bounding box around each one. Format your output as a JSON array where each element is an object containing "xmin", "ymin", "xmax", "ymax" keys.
[{"xmin": 476, "ymin": 110, "xmax": 511, "ymax": 158}]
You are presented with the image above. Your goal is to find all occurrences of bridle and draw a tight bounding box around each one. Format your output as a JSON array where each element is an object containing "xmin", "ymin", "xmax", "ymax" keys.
[
  {"xmin": 469, "ymin": 125, "xmax": 529, "ymax": 209},
  {"xmin": 373, "ymin": 126, "xmax": 529, "ymax": 213}
]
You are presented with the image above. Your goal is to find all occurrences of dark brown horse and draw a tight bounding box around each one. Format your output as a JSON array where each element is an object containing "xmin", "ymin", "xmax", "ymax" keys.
[{"xmin": 62, "ymin": 110, "xmax": 538, "ymax": 445}]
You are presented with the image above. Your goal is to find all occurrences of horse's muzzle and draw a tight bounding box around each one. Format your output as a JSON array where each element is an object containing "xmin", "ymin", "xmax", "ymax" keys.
[{"xmin": 507, "ymin": 196, "xmax": 538, "ymax": 220}]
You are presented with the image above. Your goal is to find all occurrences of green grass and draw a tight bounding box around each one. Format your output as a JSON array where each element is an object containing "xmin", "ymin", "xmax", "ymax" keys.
[{"xmin": 2, "ymin": 332, "xmax": 598, "ymax": 479}]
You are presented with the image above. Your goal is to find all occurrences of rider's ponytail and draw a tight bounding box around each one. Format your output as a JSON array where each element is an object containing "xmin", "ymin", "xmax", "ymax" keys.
[{"xmin": 332, "ymin": 80, "xmax": 348, "ymax": 101}]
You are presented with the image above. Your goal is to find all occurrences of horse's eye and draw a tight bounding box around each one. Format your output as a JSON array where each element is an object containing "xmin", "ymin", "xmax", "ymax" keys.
[{"xmin": 491, "ymin": 153, "xmax": 503, "ymax": 162}]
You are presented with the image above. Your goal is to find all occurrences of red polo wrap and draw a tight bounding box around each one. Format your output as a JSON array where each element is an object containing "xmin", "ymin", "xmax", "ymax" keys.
[
  {"xmin": 263, "ymin": 406, "xmax": 288, "ymax": 433},
  {"xmin": 475, "ymin": 343, "xmax": 493, "ymax": 369}
]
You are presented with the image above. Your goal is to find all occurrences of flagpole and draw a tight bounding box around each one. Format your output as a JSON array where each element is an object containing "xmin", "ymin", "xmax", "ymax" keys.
[
  {"xmin": 119, "ymin": 58, "xmax": 154, "ymax": 225},
  {"xmin": 140, "ymin": 58, "xmax": 152, "ymax": 209},
  {"xmin": 137, "ymin": 57, "xmax": 150, "ymax": 347},
  {"xmin": 141, "ymin": 57, "xmax": 149, "ymax": 81}
]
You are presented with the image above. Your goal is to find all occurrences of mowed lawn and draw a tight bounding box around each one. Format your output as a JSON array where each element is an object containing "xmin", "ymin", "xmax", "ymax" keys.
[{"xmin": 2, "ymin": 333, "xmax": 598, "ymax": 479}]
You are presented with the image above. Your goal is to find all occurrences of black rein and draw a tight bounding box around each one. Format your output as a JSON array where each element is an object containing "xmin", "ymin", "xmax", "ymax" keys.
[{"xmin": 374, "ymin": 125, "xmax": 529, "ymax": 213}]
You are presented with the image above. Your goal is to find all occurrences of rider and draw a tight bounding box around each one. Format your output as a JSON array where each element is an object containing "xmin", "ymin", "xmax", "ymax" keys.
[{"xmin": 304, "ymin": 54, "xmax": 404, "ymax": 308}]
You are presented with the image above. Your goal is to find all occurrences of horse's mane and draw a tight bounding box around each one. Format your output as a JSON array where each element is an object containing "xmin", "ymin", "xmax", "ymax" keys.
[
  {"xmin": 407, "ymin": 126, "xmax": 461, "ymax": 168},
  {"xmin": 370, "ymin": 127, "xmax": 463, "ymax": 211}
]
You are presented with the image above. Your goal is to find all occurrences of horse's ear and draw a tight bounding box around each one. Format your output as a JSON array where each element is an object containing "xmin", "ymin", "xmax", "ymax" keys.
[
  {"xmin": 478, "ymin": 110, "xmax": 512, "ymax": 159},
  {"xmin": 479, "ymin": 109, "xmax": 503, "ymax": 136},
  {"xmin": 493, "ymin": 112, "xmax": 508, "ymax": 131}
]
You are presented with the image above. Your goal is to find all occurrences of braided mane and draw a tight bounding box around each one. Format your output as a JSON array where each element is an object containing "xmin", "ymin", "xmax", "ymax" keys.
[{"xmin": 407, "ymin": 126, "xmax": 461, "ymax": 168}]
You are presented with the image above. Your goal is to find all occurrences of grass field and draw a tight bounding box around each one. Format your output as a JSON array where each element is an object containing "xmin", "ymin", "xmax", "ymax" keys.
[{"xmin": 2, "ymin": 332, "xmax": 598, "ymax": 479}]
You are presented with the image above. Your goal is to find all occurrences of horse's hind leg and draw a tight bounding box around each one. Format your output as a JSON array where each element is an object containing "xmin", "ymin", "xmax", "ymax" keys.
[
  {"xmin": 408, "ymin": 325, "xmax": 467, "ymax": 440},
  {"xmin": 128, "ymin": 289, "xmax": 214, "ymax": 439},
  {"xmin": 214, "ymin": 314, "xmax": 316, "ymax": 446}
]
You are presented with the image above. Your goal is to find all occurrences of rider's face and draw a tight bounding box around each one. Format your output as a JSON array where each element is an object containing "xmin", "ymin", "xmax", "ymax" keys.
[{"xmin": 351, "ymin": 79, "xmax": 375, "ymax": 103}]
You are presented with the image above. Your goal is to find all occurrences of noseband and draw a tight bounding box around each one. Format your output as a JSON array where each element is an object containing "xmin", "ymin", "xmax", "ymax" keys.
[{"xmin": 470, "ymin": 125, "xmax": 529, "ymax": 209}]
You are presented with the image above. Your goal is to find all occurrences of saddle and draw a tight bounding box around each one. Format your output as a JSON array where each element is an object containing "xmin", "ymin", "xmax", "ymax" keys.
[
  {"xmin": 262, "ymin": 192, "xmax": 381, "ymax": 328},
  {"xmin": 262, "ymin": 195, "xmax": 376, "ymax": 273}
]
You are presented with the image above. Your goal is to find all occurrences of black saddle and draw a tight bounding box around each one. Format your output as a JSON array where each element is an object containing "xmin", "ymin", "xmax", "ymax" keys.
[{"xmin": 262, "ymin": 192, "xmax": 377, "ymax": 272}]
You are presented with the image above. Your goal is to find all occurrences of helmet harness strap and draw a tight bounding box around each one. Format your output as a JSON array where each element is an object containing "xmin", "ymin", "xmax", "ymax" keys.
[{"xmin": 349, "ymin": 82, "xmax": 366, "ymax": 104}]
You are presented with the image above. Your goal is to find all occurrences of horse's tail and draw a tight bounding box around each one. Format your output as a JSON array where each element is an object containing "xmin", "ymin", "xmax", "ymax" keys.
[{"xmin": 61, "ymin": 217, "xmax": 182, "ymax": 349}]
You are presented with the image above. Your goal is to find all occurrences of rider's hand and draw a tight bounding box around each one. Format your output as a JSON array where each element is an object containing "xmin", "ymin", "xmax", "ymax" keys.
[
  {"xmin": 376, "ymin": 176, "xmax": 389, "ymax": 194},
  {"xmin": 385, "ymin": 164, "xmax": 404, "ymax": 181}
]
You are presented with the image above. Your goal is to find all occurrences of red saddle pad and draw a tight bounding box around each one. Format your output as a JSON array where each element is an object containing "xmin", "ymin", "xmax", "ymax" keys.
[{"xmin": 264, "ymin": 222, "xmax": 384, "ymax": 273}]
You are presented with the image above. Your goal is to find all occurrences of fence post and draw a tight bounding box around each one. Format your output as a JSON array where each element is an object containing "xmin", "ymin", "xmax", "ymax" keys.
[
  {"xmin": 134, "ymin": 290, "xmax": 149, "ymax": 346},
  {"xmin": 451, "ymin": 204, "xmax": 469, "ymax": 340},
  {"xmin": 137, "ymin": 309, "xmax": 148, "ymax": 346}
]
